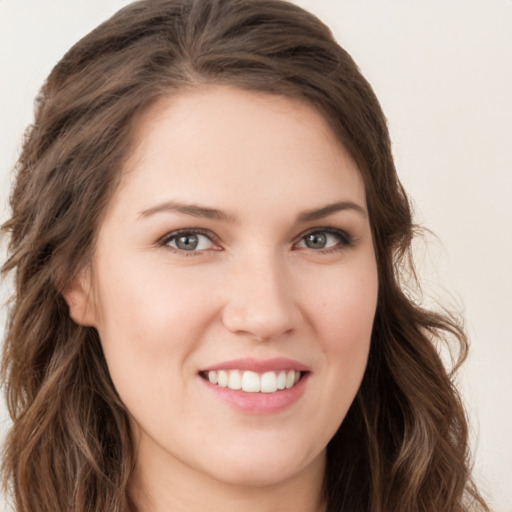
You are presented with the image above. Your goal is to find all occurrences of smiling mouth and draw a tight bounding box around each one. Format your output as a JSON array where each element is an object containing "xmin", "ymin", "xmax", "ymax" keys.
[{"xmin": 200, "ymin": 369, "xmax": 303, "ymax": 393}]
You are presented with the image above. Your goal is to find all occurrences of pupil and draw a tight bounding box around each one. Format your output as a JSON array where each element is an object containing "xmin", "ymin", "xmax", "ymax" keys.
[
  {"xmin": 306, "ymin": 233, "xmax": 326, "ymax": 249},
  {"xmin": 176, "ymin": 234, "xmax": 198, "ymax": 250}
]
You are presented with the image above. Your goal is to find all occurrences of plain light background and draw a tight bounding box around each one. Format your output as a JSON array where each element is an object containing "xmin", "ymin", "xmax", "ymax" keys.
[{"xmin": 1, "ymin": 1, "xmax": 511, "ymax": 510}]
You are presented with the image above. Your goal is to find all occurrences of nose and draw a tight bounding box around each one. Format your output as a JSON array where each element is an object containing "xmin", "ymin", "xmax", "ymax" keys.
[{"xmin": 221, "ymin": 250, "xmax": 298, "ymax": 341}]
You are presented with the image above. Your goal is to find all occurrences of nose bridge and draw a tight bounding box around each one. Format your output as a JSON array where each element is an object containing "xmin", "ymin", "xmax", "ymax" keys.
[{"xmin": 222, "ymin": 245, "xmax": 297, "ymax": 340}]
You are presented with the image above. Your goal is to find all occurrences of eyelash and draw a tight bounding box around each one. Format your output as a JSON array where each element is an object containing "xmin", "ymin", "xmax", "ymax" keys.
[{"xmin": 158, "ymin": 227, "xmax": 353, "ymax": 256}]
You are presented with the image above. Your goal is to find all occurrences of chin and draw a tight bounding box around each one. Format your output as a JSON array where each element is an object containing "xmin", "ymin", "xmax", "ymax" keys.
[
  {"xmin": 216, "ymin": 464, "xmax": 295, "ymax": 487},
  {"xmin": 199, "ymin": 444, "xmax": 325, "ymax": 488}
]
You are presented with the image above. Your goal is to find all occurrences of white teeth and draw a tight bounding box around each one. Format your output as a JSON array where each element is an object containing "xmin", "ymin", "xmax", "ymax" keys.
[
  {"xmin": 228, "ymin": 370, "xmax": 242, "ymax": 390},
  {"xmin": 218, "ymin": 370, "xmax": 228, "ymax": 387},
  {"xmin": 261, "ymin": 371, "xmax": 278, "ymax": 393},
  {"xmin": 242, "ymin": 371, "xmax": 261, "ymax": 392},
  {"xmin": 285, "ymin": 370, "xmax": 295, "ymax": 389},
  {"xmin": 205, "ymin": 369, "xmax": 302, "ymax": 393},
  {"xmin": 277, "ymin": 370, "xmax": 287, "ymax": 390}
]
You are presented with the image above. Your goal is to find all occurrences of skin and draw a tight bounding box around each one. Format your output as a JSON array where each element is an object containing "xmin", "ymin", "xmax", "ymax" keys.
[{"xmin": 66, "ymin": 86, "xmax": 379, "ymax": 512}]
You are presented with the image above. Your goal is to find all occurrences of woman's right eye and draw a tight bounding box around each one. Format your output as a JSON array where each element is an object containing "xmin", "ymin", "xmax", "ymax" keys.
[{"xmin": 161, "ymin": 230, "xmax": 218, "ymax": 253}]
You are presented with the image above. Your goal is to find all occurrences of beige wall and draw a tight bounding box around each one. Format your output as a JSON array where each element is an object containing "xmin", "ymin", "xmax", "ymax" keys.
[{"xmin": 1, "ymin": 1, "xmax": 510, "ymax": 510}]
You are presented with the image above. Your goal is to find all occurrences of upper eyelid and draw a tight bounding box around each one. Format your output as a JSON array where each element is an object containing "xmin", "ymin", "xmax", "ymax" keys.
[
  {"xmin": 298, "ymin": 226, "xmax": 346, "ymax": 235},
  {"xmin": 294, "ymin": 226, "xmax": 351, "ymax": 242}
]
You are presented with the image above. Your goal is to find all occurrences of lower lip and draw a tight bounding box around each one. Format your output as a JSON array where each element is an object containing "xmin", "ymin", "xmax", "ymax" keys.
[{"xmin": 200, "ymin": 374, "xmax": 309, "ymax": 414}]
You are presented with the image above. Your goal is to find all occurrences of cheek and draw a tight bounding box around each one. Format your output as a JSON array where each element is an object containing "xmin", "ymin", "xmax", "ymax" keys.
[
  {"xmin": 300, "ymin": 257, "xmax": 377, "ymax": 425},
  {"xmin": 97, "ymin": 252, "xmax": 216, "ymax": 332},
  {"xmin": 320, "ymin": 285, "xmax": 375, "ymax": 389},
  {"xmin": 302, "ymin": 256, "xmax": 378, "ymax": 348},
  {"xmin": 92, "ymin": 256, "xmax": 221, "ymax": 392}
]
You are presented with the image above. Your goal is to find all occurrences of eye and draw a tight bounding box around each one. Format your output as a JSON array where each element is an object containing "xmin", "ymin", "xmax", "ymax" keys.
[
  {"xmin": 295, "ymin": 229, "xmax": 351, "ymax": 251},
  {"xmin": 160, "ymin": 230, "xmax": 218, "ymax": 253}
]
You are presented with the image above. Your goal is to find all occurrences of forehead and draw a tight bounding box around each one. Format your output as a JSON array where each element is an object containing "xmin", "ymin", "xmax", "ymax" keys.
[{"xmin": 111, "ymin": 85, "xmax": 366, "ymax": 218}]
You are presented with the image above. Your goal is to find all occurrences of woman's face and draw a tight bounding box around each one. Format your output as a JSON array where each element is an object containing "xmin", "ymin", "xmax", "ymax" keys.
[{"xmin": 69, "ymin": 86, "xmax": 378, "ymax": 491}]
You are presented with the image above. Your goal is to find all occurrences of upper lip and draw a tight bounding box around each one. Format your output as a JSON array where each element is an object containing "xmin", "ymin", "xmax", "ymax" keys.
[{"xmin": 200, "ymin": 357, "xmax": 310, "ymax": 373}]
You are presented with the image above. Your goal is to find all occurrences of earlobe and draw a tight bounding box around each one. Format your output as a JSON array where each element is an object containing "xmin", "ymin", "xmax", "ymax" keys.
[{"xmin": 62, "ymin": 269, "xmax": 97, "ymax": 327}]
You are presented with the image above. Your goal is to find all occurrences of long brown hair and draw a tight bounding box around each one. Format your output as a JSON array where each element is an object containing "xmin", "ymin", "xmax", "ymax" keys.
[{"xmin": 1, "ymin": 1, "xmax": 489, "ymax": 511}]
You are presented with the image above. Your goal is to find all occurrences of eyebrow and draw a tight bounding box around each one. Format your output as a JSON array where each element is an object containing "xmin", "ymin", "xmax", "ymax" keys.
[
  {"xmin": 139, "ymin": 201, "xmax": 237, "ymax": 222},
  {"xmin": 138, "ymin": 200, "xmax": 367, "ymax": 223},
  {"xmin": 297, "ymin": 201, "xmax": 368, "ymax": 222}
]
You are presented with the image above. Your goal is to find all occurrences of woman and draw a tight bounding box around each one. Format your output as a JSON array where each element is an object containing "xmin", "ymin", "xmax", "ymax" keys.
[{"xmin": 1, "ymin": 0, "xmax": 490, "ymax": 511}]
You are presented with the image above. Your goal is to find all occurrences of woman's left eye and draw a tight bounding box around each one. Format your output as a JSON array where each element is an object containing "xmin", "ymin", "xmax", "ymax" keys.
[
  {"xmin": 161, "ymin": 230, "xmax": 217, "ymax": 252},
  {"xmin": 295, "ymin": 229, "xmax": 350, "ymax": 251}
]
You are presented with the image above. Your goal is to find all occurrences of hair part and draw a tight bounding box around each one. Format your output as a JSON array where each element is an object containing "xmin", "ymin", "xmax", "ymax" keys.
[{"xmin": 2, "ymin": 1, "xmax": 488, "ymax": 511}]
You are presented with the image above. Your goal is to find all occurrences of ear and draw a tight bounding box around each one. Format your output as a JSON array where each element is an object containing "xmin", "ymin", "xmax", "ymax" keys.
[{"xmin": 62, "ymin": 268, "xmax": 97, "ymax": 327}]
